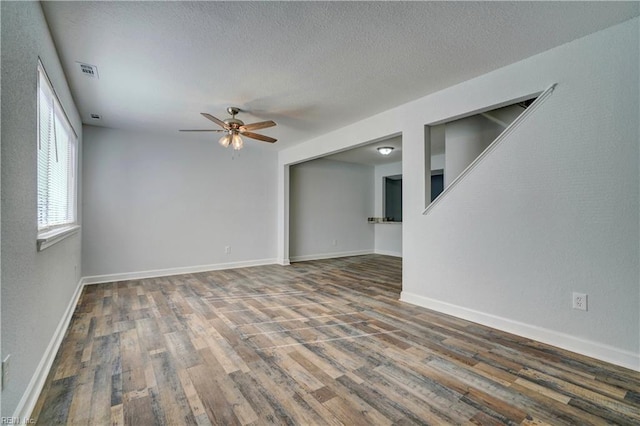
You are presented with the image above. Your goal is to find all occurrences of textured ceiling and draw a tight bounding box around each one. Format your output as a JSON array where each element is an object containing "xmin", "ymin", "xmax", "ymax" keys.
[
  {"xmin": 324, "ymin": 135, "xmax": 403, "ymax": 166},
  {"xmin": 41, "ymin": 1, "xmax": 639, "ymax": 151}
]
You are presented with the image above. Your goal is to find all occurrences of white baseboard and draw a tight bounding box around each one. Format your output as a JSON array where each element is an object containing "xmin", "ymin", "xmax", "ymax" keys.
[
  {"xmin": 82, "ymin": 258, "xmax": 278, "ymax": 285},
  {"xmin": 13, "ymin": 278, "xmax": 85, "ymax": 420},
  {"xmin": 374, "ymin": 249, "xmax": 402, "ymax": 257},
  {"xmin": 14, "ymin": 258, "xmax": 281, "ymax": 418},
  {"xmin": 289, "ymin": 250, "xmax": 374, "ymax": 263},
  {"xmin": 400, "ymin": 291, "xmax": 640, "ymax": 372}
]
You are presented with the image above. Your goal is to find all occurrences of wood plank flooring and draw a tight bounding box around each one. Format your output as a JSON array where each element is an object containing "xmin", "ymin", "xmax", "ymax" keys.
[{"xmin": 32, "ymin": 255, "xmax": 640, "ymax": 425}]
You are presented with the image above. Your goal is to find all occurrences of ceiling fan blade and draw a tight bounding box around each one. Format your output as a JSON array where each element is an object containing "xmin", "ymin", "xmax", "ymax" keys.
[
  {"xmin": 201, "ymin": 113, "xmax": 228, "ymax": 129},
  {"xmin": 179, "ymin": 129, "xmax": 224, "ymax": 132},
  {"xmin": 240, "ymin": 120, "xmax": 276, "ymax": 131},
  {"xmin": 242, "ymin": 131, "xmax": 277, "ymax": 143}
]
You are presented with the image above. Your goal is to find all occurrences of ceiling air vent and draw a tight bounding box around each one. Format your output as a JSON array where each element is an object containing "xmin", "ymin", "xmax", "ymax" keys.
[{"xmin": 76, "ymin": 62, "xmax": 99, "ymax": 79}]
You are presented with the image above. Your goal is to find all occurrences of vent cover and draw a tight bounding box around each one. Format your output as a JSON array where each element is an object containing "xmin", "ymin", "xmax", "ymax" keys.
[
  {"xmin": 76, "ymin": 62, "xmax": 99, "ymax": 79},
  {"xmin": 90, "ymin": 114, "xmax": 101, "ymax": 120}
]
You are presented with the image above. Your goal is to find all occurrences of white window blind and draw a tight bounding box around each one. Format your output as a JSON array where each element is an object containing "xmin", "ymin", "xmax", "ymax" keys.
[{"xmin": 37, "ymin": 61, "xmax": 78, "ymax": 234}]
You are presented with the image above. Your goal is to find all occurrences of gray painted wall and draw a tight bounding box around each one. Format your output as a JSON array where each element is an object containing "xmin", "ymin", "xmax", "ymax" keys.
[
  {"xmin": 1, "ymin": 2, "xmax": 83, "ymax": 416},
  {"xmin": 402, "ymin": 18, "xmax": 639, "ymax": 367},
  {"xmin": 289, "ymin": 159, "xmax": 374, "ymax": 260},
  {"xmin": 1, "ymin": 8, "xmax": 638, "ymax": 422},
  {"xmin": 278, "ymin": 18, "xmax": 640, "ymax": 369},
  {"xmin": 82, "ymin": 126, "xmax": 278, "ymax": 277},
  {"xmin": 373, "ymin": 162, "xmax": 402, "ymax": 256},
  {"xmin": 444, "ymin": 115, "xmax": 503, "ymax": 186}
]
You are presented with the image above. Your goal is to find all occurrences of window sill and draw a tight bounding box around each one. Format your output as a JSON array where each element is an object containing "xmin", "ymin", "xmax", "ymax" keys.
[{"xmin": 37, "ymin": 225, "xmax": 80, "ymax": 251}]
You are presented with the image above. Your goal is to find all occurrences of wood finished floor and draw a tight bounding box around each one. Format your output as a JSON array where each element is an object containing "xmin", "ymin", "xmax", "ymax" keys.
[{"xmin": 33, "ymin": 255, "xmax": 640, "ymax": 425}]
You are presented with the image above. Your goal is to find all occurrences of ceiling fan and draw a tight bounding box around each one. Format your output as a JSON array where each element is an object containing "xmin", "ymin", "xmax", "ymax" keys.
[{"xmin": 180, "ymin": 107, "xmax": 277, "ymax": 150}]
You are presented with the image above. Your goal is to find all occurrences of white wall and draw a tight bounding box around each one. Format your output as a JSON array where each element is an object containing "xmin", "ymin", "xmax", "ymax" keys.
[
  {"xmin": 82, "ymin": 126, "xmax": 277, "ymax": 280},
  {"xmin": 431, "ymin": 153, "xmax": 445, "ymax": 171},
  {"xmin": 403, "ymin": 18, "xmax": 639, "ymax": 370},
  {"xmin": 289, "ymin": 159, "xmax": 374, "ymax": 261},
  {"xmin": 482, "ymin": 104, "xmax": 525, "ymax": 128},
  {"xmin": 444, "ymin": 115, "xmax": 502, "ymax": 186},
  {"xmin": 374, "ymin": 224, "xmax": 402, "ymax": 257},
  {"xmin": 1, "ymin": 2, "xmax": 83, "ymax": 416},
  {"xmin": 278, "ymin": 18, "xmax": 640, "ymax": 370},
  {"xmin": 430, "ymin": 123, "xmax": 446, "ymax": 171},
  {"xmin": 374, "ymin": 162, "xmax": 402, "ymax": 257}
]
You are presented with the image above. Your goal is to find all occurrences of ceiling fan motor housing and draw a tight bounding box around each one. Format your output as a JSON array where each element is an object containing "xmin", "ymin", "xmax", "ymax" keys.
[
  {"xmin": 225, "ymin": 107, "xmax": 244, "ymax": 128},
  {"xmin": 225, "ymin": 118, "xmax": 244, "ymax": 128}
]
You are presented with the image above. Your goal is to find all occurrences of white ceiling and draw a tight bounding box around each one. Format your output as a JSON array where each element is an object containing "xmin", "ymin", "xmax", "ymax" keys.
[
  {"xmin": 324, "ymin": 135, "xmax": 403, "ymax": 166},
  {"xmin": 41, "ymin": 1, "xmax": 639, "ymax": 153},
  {"xmin": 323, "ymin": 98, "xmax": 527, "ymax": 166}
]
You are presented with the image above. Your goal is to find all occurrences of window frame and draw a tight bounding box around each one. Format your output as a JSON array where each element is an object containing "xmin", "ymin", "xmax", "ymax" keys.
[{"xmin": 36, "ymin": 59, "xmax": 80, "ymax": 251}]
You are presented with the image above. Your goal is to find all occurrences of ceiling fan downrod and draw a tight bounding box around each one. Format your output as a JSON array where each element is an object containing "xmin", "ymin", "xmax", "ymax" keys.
[{"xmin": 225, "ymin": 107, "xmax": 244, "ymax": 128}]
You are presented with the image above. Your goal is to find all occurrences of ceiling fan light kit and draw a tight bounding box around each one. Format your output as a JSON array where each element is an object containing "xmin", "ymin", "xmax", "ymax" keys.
[
  {"xmin": 181, "ymin": 106, "xmax": 277, "ymax": 151},
  {"xmin": 219, "ymin": 133, "xmax": 231, "ymax": 148},
  {"xmin": 218, "ymin": 132, "xmax": 244, "ymax": 150},
  {"xmin": 232, "ymin": 133, "xmax": 243, "ymax": 150}
]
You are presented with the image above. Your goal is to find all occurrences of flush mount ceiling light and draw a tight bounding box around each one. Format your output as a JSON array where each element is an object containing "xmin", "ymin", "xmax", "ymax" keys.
[
  {"xmin": 377, "ymin": 146, "xmax": 394, "ymax": 155},
  {"xmin": 180, "ymin": 107, "xmax": 277, "ymax": 151}
]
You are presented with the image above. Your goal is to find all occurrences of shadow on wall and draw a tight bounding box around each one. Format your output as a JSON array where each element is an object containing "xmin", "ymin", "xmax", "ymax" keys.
[{"xmin": 428, "ymin": 99, "xmax": 535, "ymax": 201}]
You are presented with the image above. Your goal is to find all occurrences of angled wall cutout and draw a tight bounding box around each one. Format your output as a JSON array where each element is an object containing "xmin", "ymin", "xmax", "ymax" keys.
[{"xmin": 423, "ymin": 84, "xmax": 556, "ymax": 213}]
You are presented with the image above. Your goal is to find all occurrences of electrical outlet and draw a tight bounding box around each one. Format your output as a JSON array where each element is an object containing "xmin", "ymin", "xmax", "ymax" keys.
[
  {"xmin": 224, "ymin": 246, "xmax": 231, "ymax": 255},
  {"xmin": 332, "ymin": 239, "xmax": 337, "ymax": 246},
  {"xmin": 572, "ymin": 292, "xmax": 588, "ymax": 311},
  {"xmin": 2, "ymin": 354, "xmax": 10, "ymax": 390}
]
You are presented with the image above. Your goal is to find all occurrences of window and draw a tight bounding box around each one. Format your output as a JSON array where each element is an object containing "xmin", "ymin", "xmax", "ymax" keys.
[{"xmin": 37, "ymin": 61, "xmax": 78, "ymax": 249}]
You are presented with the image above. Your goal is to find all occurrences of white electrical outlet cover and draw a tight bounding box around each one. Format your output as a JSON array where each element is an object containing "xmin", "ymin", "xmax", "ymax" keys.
[{"xmin": 572, "ymin": 292, "xmax": 588, "ymax": 311}]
